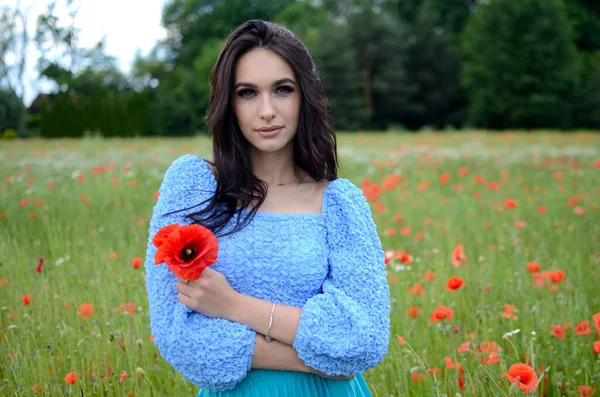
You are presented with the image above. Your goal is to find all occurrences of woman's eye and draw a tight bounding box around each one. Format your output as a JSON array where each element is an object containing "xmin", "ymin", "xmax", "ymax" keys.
[
  {"xmin": 238, "ymin": 89, "xmax": 255, "ymax": 98},
  {"xmin": 237, "ymin": 86, "xmax": 293, "ymax": 98},
  {"xmin": 276, "ymin": 86, "xmax": 294, "ymax": 94}
]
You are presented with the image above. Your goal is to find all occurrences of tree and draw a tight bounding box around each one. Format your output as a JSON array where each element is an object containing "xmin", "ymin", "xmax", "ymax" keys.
[
  {"xmin": 461, "ymin": 0, "xmax": 579, "ymax": 129},
  {"xmin": 392, "ymin": 0, "xmax": 467, "ymax": 130},
  {"xmin": 0, "ymin": 88, "xmax": 25, "ymax": 133}
]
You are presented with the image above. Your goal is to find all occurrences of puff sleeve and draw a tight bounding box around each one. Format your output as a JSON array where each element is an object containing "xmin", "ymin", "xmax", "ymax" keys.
[
  {"xmin": 292, "ymin": 178, "xmax": 391, "ymax": 376},
  {"xmin": 144, "ymin": 154, "xmax": 256, "ymax": 391}
]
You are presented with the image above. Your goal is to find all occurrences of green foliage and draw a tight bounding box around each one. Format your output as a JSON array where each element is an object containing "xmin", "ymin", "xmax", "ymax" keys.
[
  {"xmin": 391, "ymin": 0, "xmax": 466, "ymax": 130},
  {"xmin": 574, "ymin": 50, "xmax": 600, "ymax": 129},
  {"xmin": 461, "ymin": 0, "xmax": 579, "ymax": 129},
  {"xmin": 0, "ymin": 88, "xmax": 24, "ymax": 134},
  {"xmin": 39, "ymin": 92, "xmax": 150, "ymax": 138}
]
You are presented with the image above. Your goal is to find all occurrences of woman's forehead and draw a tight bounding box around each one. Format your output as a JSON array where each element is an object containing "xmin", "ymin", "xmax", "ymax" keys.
[{"xmin": 234, "ymin": 49, "xmax": 296, "ymax": 86}]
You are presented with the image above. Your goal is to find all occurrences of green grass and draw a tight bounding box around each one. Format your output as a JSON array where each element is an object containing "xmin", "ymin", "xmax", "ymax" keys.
[{"xmin": 1, "ymin": 132, "xmax": 599, "ymax": 396}]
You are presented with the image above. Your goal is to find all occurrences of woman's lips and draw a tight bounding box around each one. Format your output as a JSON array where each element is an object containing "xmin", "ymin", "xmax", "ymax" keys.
[{"xmin": 257, "ymin": 127, "xmax": 281, "ymax": 137}]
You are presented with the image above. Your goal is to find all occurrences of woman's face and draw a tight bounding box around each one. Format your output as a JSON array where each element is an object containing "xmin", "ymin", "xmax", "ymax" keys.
[{"xmin": 232, "ymin": 48, "xmax": 301, "ymax": 155}]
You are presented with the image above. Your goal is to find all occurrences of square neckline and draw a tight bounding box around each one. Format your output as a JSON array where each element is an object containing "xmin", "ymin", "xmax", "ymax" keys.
[{"xmin": 197, "ymin": 156, "xmax": 336, "ymax": 217}]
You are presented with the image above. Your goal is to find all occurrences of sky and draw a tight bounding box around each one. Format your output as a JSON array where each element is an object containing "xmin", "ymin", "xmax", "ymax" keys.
[{"xmin": 1, "ymin": 0, "xmax": 168, "ymax": 105}]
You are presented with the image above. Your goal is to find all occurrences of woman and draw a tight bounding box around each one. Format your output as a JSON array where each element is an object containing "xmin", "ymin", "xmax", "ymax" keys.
[{"xmin": 144, "ymin": 19, "xmax": 391, "ymax": 396}]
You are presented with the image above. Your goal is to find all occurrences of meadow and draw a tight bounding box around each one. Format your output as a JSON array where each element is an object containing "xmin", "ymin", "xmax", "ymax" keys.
[{"xmin": 0, "ymin": 131, "xmax": 599, "ymax": 396}]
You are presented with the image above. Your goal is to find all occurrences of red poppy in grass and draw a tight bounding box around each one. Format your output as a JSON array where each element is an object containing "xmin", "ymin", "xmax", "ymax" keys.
[
  {"xmin": 439, "ymin": 173, "xmax": 450, "ymax": 184},
  {"xmin": 457, "ymin": 341, "xmax": 471, "ymax": 353},
  {"xmin": 527, "ymin": 261, "xmax": 540, "ymax": 273},
  {"xmin": 446, "ymin": 277, "xmax": 465, "ymax": 291},
  {"xmin": 431, "ymin": 306, "xmax": 454, "ymax": 322},
  {"xmin": 132, "ymin": 257, "xmax": 142, "ymax": 269},
  {"xmin": 501, "ymin": 304, "xmax": 518, "ymax": 320},
  {"xmin": 502, "ymin": 363, "xmax": 538, "ymax": 394},
  {"xmin": 394, "ymin": 251, "xmax": 412, "ymax": 264},
  {"xmin": 408, "ymin": 284, "xmax": 424, "ymax": 296},
  {"xmin": 478, "ymin": 341, "xmax": 502, "ymax": 365},
  {"xmin": 578, "ymin": 386, "xmax": 594, "ymax": 397},
  {"xmin": 452, "ymin": 244, "xmax": 467, "ymax": 267},
  {"xmin": 424, "ymin": 272, "xmax": 435, "ymax": 281},
  {"xmin": 64, "ymin": 372, "xmax": 78, "ymax": 384},
  {"xmin": 77, "ymin": 303, "xmax": 93, "ymax": 319},
  {"xmin": 35, "ymin": 256, "xmax": 44, "ymax": 273},
  {"xmin": 593, "ymin": 313, "xmax": 600, "ymax": 333},
  {"xmin": 407, "ymin": 306, "xmax": 421, "ymax": 319},
  {"xmin": 21, "ymin": 295, "xmax": 31, "ymax": 305},
  {"xmin": 549, "ymin": 270, "xmax": 565, "ymax": 283},
  {"xmin": 153, "ymin": 223, "xmax": 218, "ymax": 281},
  {"xmin": 397, "ymin": 336, "xmax": 405, "ymax": 345},
  {"xmin": 504, "ymin": 199, "xmax": 517, "ymax": 209},
  {"xmin": 411, "ymin": 372, "xmax": 425, "ymax": 383},
  {"xmin": 593, "ymin": 341, "xmax": 600, "ymax": 354},
  {"xmin": 551, "ymin": 324, "xmax": 565, "ymax": 339},
  {"xmin": 576, "ymin": 321, "xmax": 592, "ymax": 336}
]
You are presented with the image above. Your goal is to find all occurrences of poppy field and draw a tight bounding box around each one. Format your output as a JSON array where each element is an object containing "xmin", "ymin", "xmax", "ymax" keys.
[{"xmin": 1, "ymin": 132, "xmax": 599, "ymax": 396}]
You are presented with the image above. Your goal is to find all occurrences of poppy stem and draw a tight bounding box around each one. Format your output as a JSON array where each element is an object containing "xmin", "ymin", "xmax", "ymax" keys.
[
  {"xmin": 403, "ymin": 340, "xmax": 441, "ymax": 397},
  {"xmin": 480, "ymin": 366, "xmax": 509, "ymax": 397},
  {"xmin": 534, "ymin": 366, "xmax": 551, "ymax": 393}
]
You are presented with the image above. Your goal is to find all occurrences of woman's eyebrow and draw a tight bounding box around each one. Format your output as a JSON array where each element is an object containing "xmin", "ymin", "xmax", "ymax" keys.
[{"xmin": 234, "ymin": 78, "xmax": 297, "ymax": 89}]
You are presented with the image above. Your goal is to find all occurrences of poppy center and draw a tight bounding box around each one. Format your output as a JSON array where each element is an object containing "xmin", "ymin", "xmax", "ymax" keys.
[{"xmin": 181, "ymin": 247, "xmax": 198, "ymax": 261}]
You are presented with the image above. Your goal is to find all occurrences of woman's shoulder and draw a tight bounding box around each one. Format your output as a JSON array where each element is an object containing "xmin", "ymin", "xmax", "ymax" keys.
[
  {"xmin": 163, "ymin": 154, "xmax": 216, "ymax": 190},
  {"xmin": 323, "ymin": 177, "xmax": 370, "ymax": 217},
  {"xmin": 325, "ymin": 177, "xmax": 365, "ymax": 204}
]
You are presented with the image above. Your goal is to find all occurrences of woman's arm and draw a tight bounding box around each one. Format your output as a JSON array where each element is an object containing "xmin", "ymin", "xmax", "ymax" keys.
[
  {"xmin": 232, "ymin": 294, "xmax": 300, "ymax": 347},
  {"xmin": 252, "ymin": 334, "xmax": 355, "ymax": 380}
]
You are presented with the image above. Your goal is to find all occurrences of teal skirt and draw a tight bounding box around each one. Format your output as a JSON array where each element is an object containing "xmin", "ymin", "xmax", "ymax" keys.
[{"xmin": 197, "ymin": 370, "xmax": 373, "ymax": 397}]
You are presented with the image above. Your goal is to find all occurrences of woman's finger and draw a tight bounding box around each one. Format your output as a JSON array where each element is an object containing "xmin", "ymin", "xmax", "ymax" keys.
[{"xmin": 175, "ymin": 281, "xmax": 193, "ymax": 297}]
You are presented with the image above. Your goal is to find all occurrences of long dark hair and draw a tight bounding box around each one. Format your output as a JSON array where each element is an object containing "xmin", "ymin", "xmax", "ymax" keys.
[{"xmin": 168, "ymin": 19, "xmax": 338, "ymax": 238}]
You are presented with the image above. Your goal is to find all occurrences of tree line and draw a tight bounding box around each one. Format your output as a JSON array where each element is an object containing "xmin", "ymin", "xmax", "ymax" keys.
[{"xmin": 1, "ymin": 0, "xmax": 599, "ymax": 138}]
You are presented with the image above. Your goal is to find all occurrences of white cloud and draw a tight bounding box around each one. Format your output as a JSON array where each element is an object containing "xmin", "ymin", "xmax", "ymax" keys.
[{"xmin": 1, "ymin": 0, "xmax": 168, "ymax": 105}]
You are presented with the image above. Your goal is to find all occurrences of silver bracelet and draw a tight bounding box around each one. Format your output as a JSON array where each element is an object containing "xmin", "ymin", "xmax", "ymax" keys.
[{"xmin": 265, "ymin": 302, "xmax": 276, "ymax": 342}]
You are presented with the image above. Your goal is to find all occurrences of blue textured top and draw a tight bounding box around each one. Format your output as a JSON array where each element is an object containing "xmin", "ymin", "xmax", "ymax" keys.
[{"xmin": 144, "ymin": 154, "xmax": 391, "ymax": 392}]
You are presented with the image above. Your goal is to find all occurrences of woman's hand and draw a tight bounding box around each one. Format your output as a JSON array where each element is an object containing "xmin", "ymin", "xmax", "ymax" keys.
[{"xmin": 175, "ymin": 267, "xmax": 241, "ymax": 319}]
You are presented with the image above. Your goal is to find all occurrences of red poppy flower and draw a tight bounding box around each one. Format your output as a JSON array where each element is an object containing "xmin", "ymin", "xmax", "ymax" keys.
[
  {"xmin": 457, "ymin": 341, "xmax": 471, "ymax": 353},
  {"xmin": 478, "ymin": 341, "xmax": 502, "ymax": 365},
  {"xmin": 132, "ymin": 257, "xmax": 142, "ymax": 269},
  {"xmin": 153, "ymin": 223, "xmax": 218, "ymax": 281},
  {"xmin": 407, "ymin": 306, "xmax": 421, "ymax": 319},
  {"xmin": 64, "ymin": 372, "xmax": 78, "ymax": 384},
  {"xmin": 551, "ymin": 324, "xmax": 565, "ymax": 339},
  {"xmin": 593, "ymin": 313, "xmax": 600, "ymax": 333},
  {"xmin": 446, "ymin": 277, "xmax": 465, "ymax": 291},
  {"xmin": 504, "ymin": 199, "xmax": 517, "ymax": 209},
  {"xmin": 411, "ymin": 372, "xmax": 426, "ymax": 382},
  {"xmin": 394, "ymin": 251, "xmax": 412, "ymax": 264},
  {"xmin": 593, "ymin": 341, "xmax": 600, "ymax": 354},
  {"xmin": 452, "ymin": 244, "xmax": 468, "ymax": 267},
  {"xmin": 549, "ymin": 270, "xmax": 565, "ymax": 283},
  {"xmin": 430, "ymin": 306, "xmax": 454, "ymax": 322},
  {"xmin": 576, "ymin": 321, "xmax": 592, "ymax": 336},
  {"xmin": 152, "ymin": 224, "xmax": 179, "ymax": 249},
  {"xmin": 77, "ymin": 303, "xmax": 93, "ymax": 319},
  {"xmin": 578, "ymin": 386, "xmax": 594, "ymax": 397},
  {"xmin": 35, "ymin": 256, "xmax": 44, "ymax": 273},
  {"xmin": 527, "ymin": 261, "xmax": 540, "ymax": 273},
  {"xmin": 408, "ymin": 284, "xmax": 424, "ymax": 296},
  {"xmin": 502, "ymin": 363, "xmax": 538, "ymax": 394}
]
